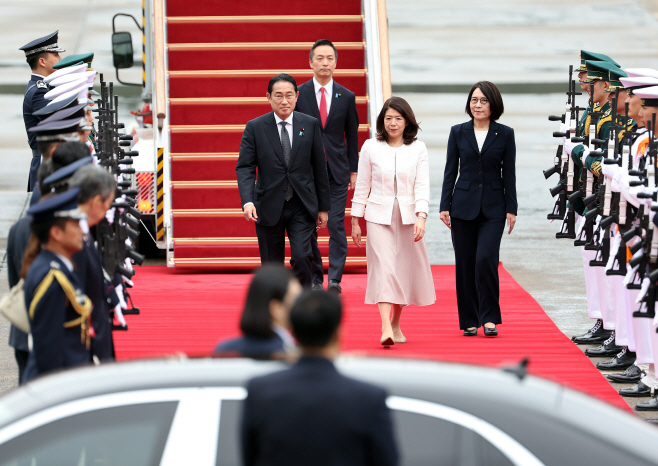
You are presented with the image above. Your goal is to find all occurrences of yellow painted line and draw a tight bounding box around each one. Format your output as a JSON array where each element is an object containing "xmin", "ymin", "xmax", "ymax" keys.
[
  {"xmin": 167, "ymin": 15, "xmax": 363, "ymax": 24},
  {"xmin": 168, "ymin": 42, "xmax": 364, "ymax": 51},
  {"xmin": 171, "ymin": 153, "xmax": 239, "ymax": 161},
  {"xmin": 168, "ymin": 69, "xmax": 366, "ymax": 78}
]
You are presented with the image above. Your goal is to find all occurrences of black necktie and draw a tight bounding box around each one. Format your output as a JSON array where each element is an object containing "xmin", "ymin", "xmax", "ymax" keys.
[{"xmin": 280, "ymin": 121, "xmax": 293, "ymax": 201}]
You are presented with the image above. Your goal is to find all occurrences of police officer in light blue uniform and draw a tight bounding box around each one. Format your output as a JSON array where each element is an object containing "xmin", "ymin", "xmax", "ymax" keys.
[
  {"xmin": 22, "ymin": 188, "xmax": 92, "ymax": 382},
  {"xmin": 19, "ymin": 31, "xmax": 65, "ymax": 192}
]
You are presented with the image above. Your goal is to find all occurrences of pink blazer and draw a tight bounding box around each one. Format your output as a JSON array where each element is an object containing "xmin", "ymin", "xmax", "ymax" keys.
[{"xmin": 351, "ymin": 138, "xmax": 430, "ymax": 225}]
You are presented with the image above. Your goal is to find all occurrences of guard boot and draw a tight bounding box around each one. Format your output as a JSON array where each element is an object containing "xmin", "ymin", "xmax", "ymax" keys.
[
  {"xmin": 607, "ymin": 365, "xmax": 644, "ymax": 383},
  {"xmin": 596, "ymin": 347, "xmax": 636, "ymax": 371},
  {"xmin": 636, "ymin": 393, "xmax": 658, "ymax": 411},
  {"xmin": 572, "ymin": 319, "xmax": 612, "ymax": 344},
  {"xmin": 584, "ymin": 331, "xmax": 624, "ymax": 357}
]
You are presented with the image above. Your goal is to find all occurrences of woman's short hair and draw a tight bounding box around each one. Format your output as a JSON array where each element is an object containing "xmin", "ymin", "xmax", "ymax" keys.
[
  {"xmin": 376, "ymin": 97, "xmax": 420, "ymax": 145},
  {"xmin": 240, "ymin": 265, "xmax": 294, "ymax": 338},
  {"xmin": 465, "ymin": 81, "xmax": 504, "ymax": 121}
]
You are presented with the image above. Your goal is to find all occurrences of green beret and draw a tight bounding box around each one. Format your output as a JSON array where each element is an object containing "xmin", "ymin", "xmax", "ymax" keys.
[
  {"xmin": 53, "ymin": 52, "xmax": 94, "ymax": 70},
  {"xmin": 606, "ymin": 68, "xmax": 628, "ymax": 92},
  {"xmin": 584, "ymin": 60, "xmax": 620, "ymax": 83},
  {"xmin": 577, "ymin": 50, "xmax": 620, "ymax": 72}
]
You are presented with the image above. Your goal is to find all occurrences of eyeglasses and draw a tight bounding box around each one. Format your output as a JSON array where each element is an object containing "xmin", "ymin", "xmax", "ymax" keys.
[
  {"xmin": 470, "ymin": 97, "xmax": 489, "ymax": 105},
  {"xmin": 272, "ymin": 94, "xmax": 297, "ymax": 102}
]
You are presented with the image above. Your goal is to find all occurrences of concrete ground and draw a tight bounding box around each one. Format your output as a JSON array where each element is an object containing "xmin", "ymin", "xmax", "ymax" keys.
[{"xmin": 0, "ymin": 0, "xmax": 657, "ymax": 421}]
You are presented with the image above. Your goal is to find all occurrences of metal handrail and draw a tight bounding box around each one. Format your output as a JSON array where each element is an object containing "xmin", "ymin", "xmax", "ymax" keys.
[
  {"xmin": 153, "ymin": 0, "xmax": 166, "ymax": 130},
  {"xmin": 376, "ymin": 0, "xmax": 392, "ymax": 101}
]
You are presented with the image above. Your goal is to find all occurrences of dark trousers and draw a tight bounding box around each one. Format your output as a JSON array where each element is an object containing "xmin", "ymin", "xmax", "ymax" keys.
[
  {"xmin": 15, "ymin": 348, "xmax": 29, "ymax": 385},
  {"xmin": 255, "ymin": 191, "xmax": 316, "ymax": 287},
  {"xmin": 451, "ymin": 210, "xmax": 505, "ymax": 329},
  {"xmin": 28, "ymin": 149, "xmax": 41, "ymax": 192},
  {"xmin": 311, "ymin": 168, "xmax": 348, "ymax": 284}
]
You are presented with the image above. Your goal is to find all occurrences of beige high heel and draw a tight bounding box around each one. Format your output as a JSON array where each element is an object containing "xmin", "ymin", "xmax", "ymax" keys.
[
  {"xmin": 393, "ymin": 330, "xmax": 406, "ymax": 343},
  {"xmin": 381, "ymin": 328, "xmax": 394, "ymax": 347}
]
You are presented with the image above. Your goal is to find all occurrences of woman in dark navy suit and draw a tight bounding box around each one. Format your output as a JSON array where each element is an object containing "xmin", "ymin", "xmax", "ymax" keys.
[{"xmin": 439, "ymin": 81, "xmax": 517, "ymax": 337}]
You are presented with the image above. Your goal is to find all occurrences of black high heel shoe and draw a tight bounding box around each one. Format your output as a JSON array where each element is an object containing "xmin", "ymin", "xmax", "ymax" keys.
[
  {"xmin": 463, "ymin": 327, "xmax": 477, "ymax": 336},
  {"xmin": 484, "ymin": 325, "xmax": 498, "ymax": 337}
]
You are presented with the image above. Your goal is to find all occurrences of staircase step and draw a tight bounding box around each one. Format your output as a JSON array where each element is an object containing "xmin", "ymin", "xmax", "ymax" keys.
[
  {"xmin": 168, "ymin": 70, "xmax": 367, "ymax": 98},
  {"xmin": 172, "ymin": 208, "xmax": 365, "ymax": 237},
  {"xmin": 173, "ymin": 240, "xmax": 366, "ymax": 258},
  {"xmin": 169, "ymin": 124, "xmax": 370, "ymax": 153},
  {"xmin": 169, "ymin": 97, "xmax": 368, "ymax": 126},
  {"xmin": 171, "ymin": 256, "xmax": 367, "ymax": 271},
  {"xmin": 167, "ymin": 15, "xmax": 363, "ymax": 43},
  {"xmin": 171, "ymin": 153, "xmax": 237, "ymax": 181},
  {"xmin": 167, "ymin": 42, "xmax": 365, "ymax": 71},
  {"xmin": 171, "ymin": 181, "xmax": 241, "ymax": 209},
  {"xmin": 165, "ymin": 0, "xmax": 361, "ymax": 17}
]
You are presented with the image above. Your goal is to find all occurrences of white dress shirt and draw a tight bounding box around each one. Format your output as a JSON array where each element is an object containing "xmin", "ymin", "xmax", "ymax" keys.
[
  {"xmin": 313, "ymin": 77, "xmax": 333, "ymax": 116},
  {"xmin": 54, "ymin": 252, "xmax": 74, "ymax": 273},
  {"xmin": 273, "ymin": 112, "xmax": 294, "ymax": 148}
]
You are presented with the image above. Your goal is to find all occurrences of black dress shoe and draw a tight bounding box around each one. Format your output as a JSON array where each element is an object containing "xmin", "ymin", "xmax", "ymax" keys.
[
  {"xmin": 607, "ymin": 365, "xmax": 644, "ymax": 383},
  {"xmin": 463, "ymin": 328, "xmax": 477, "ymax": 336},
  {"xmin": 311, "ymin": 282, "xmax": 323, "ymax": 291},
  {"xmin": 636, "ymin": 395, "xmax": 658, "ymax": 411},
  {"xmin": 585, "ymin": 336, "xmax": 624, "ymax": 357},
  {"xmin": 328, "ymin": 280, "xmax": 342, "ymax": 294},
  {"xmin": 620, "ymin": 381, "xmax": 652, "ymax": 397},
  {"xmin": 596, "ymin": 348, "xmax": 636, "ymax": 371},
  {"xmin": 484, "ymin": 326, "xmax": 498, "ymax": 337},
  {"xmin": 573, "ymin": 319, "xmax": 613, "ymax": 345}
]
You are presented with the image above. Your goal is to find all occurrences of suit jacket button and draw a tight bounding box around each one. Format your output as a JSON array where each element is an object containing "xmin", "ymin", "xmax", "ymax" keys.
[
  {"xmin": 478, "ymin": 171, "xmax": 482, "ymax": 174},
  {"xmin": 479, "ymin": 184, "xmax": 482, "ymax": 188},
  {"xmin": 478, "ymin": 158, "xmax": 482, "ymax": 162}
]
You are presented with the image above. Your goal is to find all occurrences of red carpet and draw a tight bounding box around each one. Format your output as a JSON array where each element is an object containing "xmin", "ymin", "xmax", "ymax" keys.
[{"xmin": 114, "ymin": 264, "xmax": 631, "ymax": 412}]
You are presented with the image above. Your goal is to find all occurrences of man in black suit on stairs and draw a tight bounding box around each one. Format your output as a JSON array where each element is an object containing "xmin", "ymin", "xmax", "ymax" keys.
[
  {"xmin": 241, "ymin": 290, "xmax": 399, "ymax": 466},
  {"xmin": 236, "ymin": 74, "xmax": 331, "ymax": 287},
  {"xmin": 295, "ymin": 39, "xmax": 360, "ymax": 293}
]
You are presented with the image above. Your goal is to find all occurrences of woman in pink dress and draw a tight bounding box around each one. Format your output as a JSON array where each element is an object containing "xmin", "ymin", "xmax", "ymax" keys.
[{"xmin": 351, "ymin": 97, "xmax": 436, "ymax": 347}]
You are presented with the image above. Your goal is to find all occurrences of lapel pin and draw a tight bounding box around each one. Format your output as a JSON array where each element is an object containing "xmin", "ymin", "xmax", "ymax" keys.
[{"xmin": 336, "ymin": 93, "xmax": 339, "ymax": 98}]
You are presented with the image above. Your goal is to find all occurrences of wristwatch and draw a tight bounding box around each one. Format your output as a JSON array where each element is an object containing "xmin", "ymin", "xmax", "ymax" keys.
[{"xmin": 418, "ymin": 213, "xmax": 428, "ymax": 219}]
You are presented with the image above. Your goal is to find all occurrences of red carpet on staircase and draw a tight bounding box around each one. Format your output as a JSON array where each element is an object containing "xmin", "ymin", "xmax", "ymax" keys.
[{"xmin": 114, "ymin": 264, "xmax": 631, "ymax": 412}]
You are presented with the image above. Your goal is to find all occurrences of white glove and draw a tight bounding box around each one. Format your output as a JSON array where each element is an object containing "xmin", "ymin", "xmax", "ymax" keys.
[
  {"xmin": 636, "ymin": 277, "xmax": 651, "ymax": 304},
  {"xmin": 601, "ymin": 163, "xmax": 619, "ymax": 180},
  {"xmin": 606, "ymin": 231, "xmax": 622, "ymax": 271},
  {"xmin": 114, "ymin": 303, "xmax": 127, "ymax": 327},
  {"xmin": 105, "ymin": 206, "xmax": 116, "ymax": 224},
  {"xmin": 624, "ymin": 264, "xmax": 639, "ymax": 286},
  {"xmin": 115, "ymin": 283, "xmax": 127, "ymax": 310}
]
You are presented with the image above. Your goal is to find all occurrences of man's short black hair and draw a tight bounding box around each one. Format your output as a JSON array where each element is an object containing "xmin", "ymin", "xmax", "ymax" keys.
[
  {"xmin": 27, "ymin": 52, "xmax": 46, "ymax": 70},
  {"xmin": 51, "ymin": 141, "xmax": 90, "ymax": 171},
  {"xmin": 268, "ymin": 74, "xmax": 298, "ymax": 94},
  {"xmin": 290, "ymin": 290, "xmax": 342, "ymax": 348},
  {"xmin": 309, "ymin": 39, "xmax": 338, "ymax": 61}
]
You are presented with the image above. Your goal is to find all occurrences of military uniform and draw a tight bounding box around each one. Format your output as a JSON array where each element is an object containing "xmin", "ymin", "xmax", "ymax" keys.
[
  {"xmin": 22, "ymin": 189, "xmax": 92, "ymax": 382},
  {"xmin": 19, "ymin": 31, "xmax": 65, "ymax": 192}
]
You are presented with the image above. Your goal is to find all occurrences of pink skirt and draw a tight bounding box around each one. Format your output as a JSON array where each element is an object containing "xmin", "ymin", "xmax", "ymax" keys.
[{"xmin": 365, "ymin": 198, "xmax": 436, "ymax": 306}]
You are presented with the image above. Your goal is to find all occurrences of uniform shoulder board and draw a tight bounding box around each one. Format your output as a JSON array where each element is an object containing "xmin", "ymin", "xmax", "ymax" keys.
[
  {"xmin": 50, "ymin": 260, "xmax": 61, "ymax": 270},
  {"xmin": 36, "ymin": 80, "xmax": 47, "ymax": 89}
]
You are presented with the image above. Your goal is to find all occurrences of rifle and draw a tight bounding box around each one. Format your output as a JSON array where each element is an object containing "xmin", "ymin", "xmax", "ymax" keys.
[
  {"xmin": 549, "ymin": 70, "xmax": 582, "ymax": 221},
  {"xmin": 92, "ymin": 75, "xmax": 145, "ymax": 328}
]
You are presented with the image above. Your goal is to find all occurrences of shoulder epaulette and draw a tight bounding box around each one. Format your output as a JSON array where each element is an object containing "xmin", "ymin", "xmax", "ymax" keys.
[
  {"xmin": 29, "ymin": 269, "xmax": 93, "ymax": 346},
  {"xmin": 597, "ymin": 114, "xmax": 612, "ymax": 135}
]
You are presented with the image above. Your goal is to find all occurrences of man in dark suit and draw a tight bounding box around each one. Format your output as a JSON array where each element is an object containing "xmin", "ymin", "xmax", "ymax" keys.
[
  {"xmin": 295, "ymin": 39, "xmax": 360, "ymax": 293},
  {"xmin": 241, "ymin": 290, "xmax": 399, "ymax": 466},
  {"xmin": 236, "ymin": 74, "xmax": 331, "ymax": 287}
]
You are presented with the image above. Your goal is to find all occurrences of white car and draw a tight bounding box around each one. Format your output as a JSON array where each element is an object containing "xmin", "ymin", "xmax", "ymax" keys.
[{"xmin": 0, "ymin": 357, "xmax": 656, "ymax": 466}]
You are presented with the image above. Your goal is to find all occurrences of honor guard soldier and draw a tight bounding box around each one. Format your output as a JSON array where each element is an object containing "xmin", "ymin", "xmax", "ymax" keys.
[
  {"xmin": 575, "ymin": 50, "xmax": 621, "ymax": 93},
  {"xmin": 19, "ymin": 31, "xmax": 64, "ymax": 192},
  {"xmin": 21, "ymin": 188, "xmax": 92, "ymax": 382}
]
